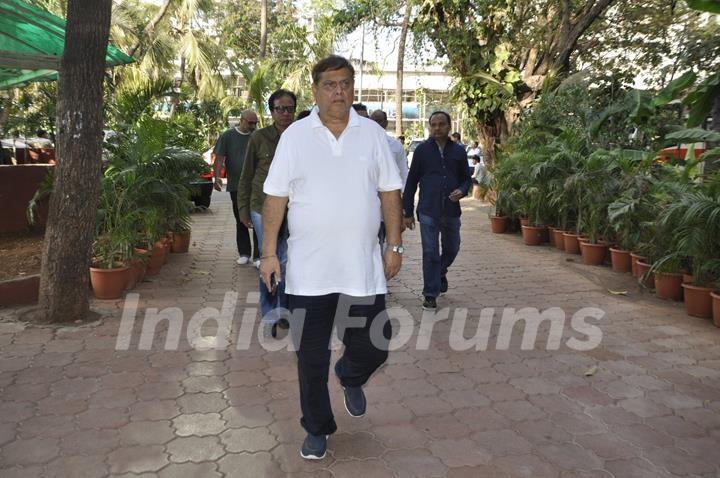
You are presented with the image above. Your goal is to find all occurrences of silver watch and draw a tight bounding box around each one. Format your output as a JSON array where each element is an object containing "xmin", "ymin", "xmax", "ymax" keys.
[{"xmin": 387, "ymin": 244, "xmax": 404, "ymax": 254}]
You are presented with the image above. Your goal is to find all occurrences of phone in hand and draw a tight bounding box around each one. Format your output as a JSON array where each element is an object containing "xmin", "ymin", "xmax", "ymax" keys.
[{"xmin": 269, "ymin": 273, "xmax": 279, "ymax": 295}]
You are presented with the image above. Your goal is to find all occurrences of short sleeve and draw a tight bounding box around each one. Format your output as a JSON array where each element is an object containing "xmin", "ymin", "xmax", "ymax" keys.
[
  {"xmin": 213, "ymin": 131, "xmax": 227, "ymax": 157},
  {"xmin": 375, "ymin": 130, "xmax": 403, "ymax": 192},
  {"xmin": 263, "ymin": 132, "xmax": 292, "ymax": 197}
]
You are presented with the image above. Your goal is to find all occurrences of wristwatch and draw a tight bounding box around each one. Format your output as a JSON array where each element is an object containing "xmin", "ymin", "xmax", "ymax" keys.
[{"xmin": 386, "ymin": 244, "xmax": 404, "ymax": 254}]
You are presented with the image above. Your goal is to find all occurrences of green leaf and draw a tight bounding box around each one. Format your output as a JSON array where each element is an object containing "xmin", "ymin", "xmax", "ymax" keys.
[
  {"xmin": 686, "ymin": 0, "xmax": 720, "ymax": 13},
  {"xmin": 491, "ymin": 43, "xmax": 510, "ymax": 74},
  {"xmin": 653, "ymin": 71, "xmax": 696, "ymax": 107},
  {"xmin": 684, "ymin": 73, "xmax": 720, "ymax": 127},
  {"xmin": 698, "ymin": 147, "xmax": 720, "ymax": 163},
  {"xmin": 630, "ymin": 89, "xmax": 654, "ymax": 125},
  {"xmin": 666, "ymin": 128, "xmax": 720, "ymax": 143},
  {"xmin": 504, "ymin": 70, "xmax": 520, "ymax": 83},
  {"xmin": 590, "ymin": 103, "xmax": 628, "ymax": 138}
]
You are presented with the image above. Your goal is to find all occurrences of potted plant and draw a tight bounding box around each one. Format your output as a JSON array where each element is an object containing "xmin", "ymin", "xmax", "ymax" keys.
[
  {"xmin": 90, "ymin": 232, "xmax": 132, "ymax": 300},
  {"xmin": 171, "ymin": 214, "xmax": 192, "ymax": 253},
  {"xmin": 660, "ymin": 172, "xmax": 720, "ymax": 317},
  {"xmin": 606, "ymin": 153, "xmax": 655, "ymax": 273}
]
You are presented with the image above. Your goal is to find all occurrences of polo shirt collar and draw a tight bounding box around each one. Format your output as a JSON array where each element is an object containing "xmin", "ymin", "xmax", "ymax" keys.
[{"xmin": 309, "ymin": 105, "xmax": 360, "ymax": 130}]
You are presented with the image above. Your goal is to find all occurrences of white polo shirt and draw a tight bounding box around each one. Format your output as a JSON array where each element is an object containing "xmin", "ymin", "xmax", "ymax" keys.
[{"xmin": 263, "ymin": 107, "xmax": 402, "ymax": 297}]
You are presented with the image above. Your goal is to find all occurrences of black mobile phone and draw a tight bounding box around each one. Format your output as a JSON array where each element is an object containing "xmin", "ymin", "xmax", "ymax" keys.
[{"xmin": 269, "ymin": 273, "xmax": 279, "ymax": 294}]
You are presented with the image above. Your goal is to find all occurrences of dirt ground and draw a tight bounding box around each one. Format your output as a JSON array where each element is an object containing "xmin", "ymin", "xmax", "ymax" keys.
[{"xmin": 0, "ymin": 232, "xmax": 43, "ymax": 281}]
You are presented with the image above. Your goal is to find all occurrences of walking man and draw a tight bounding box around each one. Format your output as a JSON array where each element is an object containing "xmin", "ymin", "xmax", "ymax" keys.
[
  {"xmin": 213, "ymin": 110, "xmax": 259, "ymax": 266},
  {"xmin": 260, "ymin": 55, "xmax": 403, "ymax": 460},
  {"xmin": 370, "ymin": 109, "xmax": 408, "ymax": 186},
  {"xmin": 237, "ymin": 90, "xmax": 296, "ymax": 333},
  {"xmin": 402, "ymin": 111, "xmax": 471, "ymax": 310}
]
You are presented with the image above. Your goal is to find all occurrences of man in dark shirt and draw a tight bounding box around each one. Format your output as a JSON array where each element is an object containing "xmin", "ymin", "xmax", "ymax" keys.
[
  {"xmin": 237, "ymin": 90, "xmax": 297, "ymax": 336},
  {"xmin": 214, "ymin": 110, "xmax": 259, "ymax": 266},
  {"xmin": 402, "ymin": 111, "xmax": 471, "ymax": 310}
]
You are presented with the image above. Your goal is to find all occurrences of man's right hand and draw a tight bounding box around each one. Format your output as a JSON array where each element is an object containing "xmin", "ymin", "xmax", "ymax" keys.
[
  {"xmin": 403, "ymin": 216, "xmax": 415, "ymax": 230},
  {"xmin": 213, "ymin": 178, "xmax": 223, "ymax": 191},
  {"xmin": 243, "ymin": 220, "xmax": 253, "ymax": 229},
  {"xmin": 260, "ymin": 255, "xmax": 281, "ymax": 291}
]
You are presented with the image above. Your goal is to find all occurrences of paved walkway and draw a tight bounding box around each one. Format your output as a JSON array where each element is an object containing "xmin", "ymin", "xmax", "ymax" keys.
[{"xmin": 1, "ymin": 193, "xmax": 719, "ymax": 478}]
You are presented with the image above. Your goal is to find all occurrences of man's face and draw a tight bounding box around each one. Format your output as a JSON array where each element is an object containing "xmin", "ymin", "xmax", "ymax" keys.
[
  {"xmin": 238, "ymin": 113, "xmax": 258, "ymax": 133},
  {"xmin": 270, "ymin": 95, "xmax": 296, "ymax": 130},
  {"xmin": 370, "ymin": 111, "xmax": 387, "ymax": 129},
  {"xmin": 312, "ymin": 68, "xmax": 354, "ymax": 119},
  {"xmin": 429, "ymin": 114, "xmax": 451, "ymax": 141}
]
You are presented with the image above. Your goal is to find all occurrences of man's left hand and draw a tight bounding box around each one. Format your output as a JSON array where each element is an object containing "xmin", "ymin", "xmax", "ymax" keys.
[
  {"xmin": 448, "ymin": 189, "xmax": 464, "ymax": 202},
  {"xmin": 383, "ymin": 249, "xmax": 402, "ymax": 280}
]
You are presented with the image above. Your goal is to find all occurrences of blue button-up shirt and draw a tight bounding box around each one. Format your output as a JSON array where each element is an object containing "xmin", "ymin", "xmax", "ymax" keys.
[{"xmin": 402, "ymin": 138, "xmax": 471, "ymax": 219}]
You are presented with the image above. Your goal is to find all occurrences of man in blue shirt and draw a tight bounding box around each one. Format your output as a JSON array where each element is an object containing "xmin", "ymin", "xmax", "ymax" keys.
[{"xmin": 402, "ymin": 111, "xmax": 471, "ymax": 310}]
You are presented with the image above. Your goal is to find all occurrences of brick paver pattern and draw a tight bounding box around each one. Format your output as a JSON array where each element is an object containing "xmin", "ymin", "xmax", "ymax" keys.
[{"xmin": 1, "ymin": 193, "xmax": 719, "ymax": 477}]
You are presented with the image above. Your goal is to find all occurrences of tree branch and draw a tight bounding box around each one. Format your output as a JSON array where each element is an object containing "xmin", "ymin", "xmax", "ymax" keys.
[
  {"xmin": 128, "ymin": 0, "xmax": 173, "ymax": 58},
  {"xmin": 552, "ymin": 0, "xmax": 616, "ymax": 73}
]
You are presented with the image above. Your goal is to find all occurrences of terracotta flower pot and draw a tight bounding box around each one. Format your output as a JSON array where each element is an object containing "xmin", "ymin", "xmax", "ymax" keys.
[
  {"xmin": 552, "ymin": 229, "xmax": 565, "ymax": 250},
  {"xmin": 147, "ymin": 241, "xmax": 165, "ymax": 275},
  {"xmin": 654, "ymin": 272, "xmax": 683, "ymax": 301},
  {"xmin": 711, "ymin": 292, "xmax": 720, "ymax": 327},
  {"xmin": 127, "ymin": 260, "xmax": 147, "ymax": 290},
  {"xmin": 609, "ymin": 248, "xmax": 632, "ymax": 273},
  {"xmin": 521, "ymin": 225, "xmax": 544, "ymax": 246},
  {"xmin": 490, "ymin": 216, "xmax": 507, "ymax": 234},
  {"xmin": 681, "ymin": 284, "xmax": 714, "ymax": 319},
  {"xmin": 563, "ymin": 233, "xmax": 581, "ymax": 254},
  {"xmin": 90, "ymin": 265, "xmax": 130, "ymax": 300},
  {"xmin": 630, "ymin": 253, "xmax": 646, "ymax": 278},
  {"xmin": 580, "ymin": 241, "xmax": 608, "ymax": 266},
  {"xmin": 161, "ymin": 238, "xmax": 171, "ymax": 264},
  {"xmin": 682, "ymin": 273, "xmax": 694, "ymax": 284},
  {"xmin": 548, "ymin": 227, "xmax": 557, "ymax": 246},
  {"xmin": 636, "ymin": 260, "xmax": 654, "ymax": 289},
  {"xmin": 520, "ymin": 217, "xmax": 529, "ymax": 227},
  {"xmin": 171, "ymin": 231, "xmax": 191, "ymax": 253},
  {"xmin": 539, "ymin": 227, "xmax": 550, "ymax": 243}
]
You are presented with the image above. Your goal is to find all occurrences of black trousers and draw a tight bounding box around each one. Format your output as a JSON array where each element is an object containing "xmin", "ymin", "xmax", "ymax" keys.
[
  {"xmin": 287, "ymin": 293, "xmax": 391, "ymax": 436},
  {"xmin": 229, "ymin": 191, "xmax": 258, "ymax": 259}
]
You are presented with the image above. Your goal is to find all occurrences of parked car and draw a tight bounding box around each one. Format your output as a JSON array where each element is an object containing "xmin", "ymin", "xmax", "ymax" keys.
[{"xmin": 191, "ymin": 147, "xmax": 220, "ymax": 209}]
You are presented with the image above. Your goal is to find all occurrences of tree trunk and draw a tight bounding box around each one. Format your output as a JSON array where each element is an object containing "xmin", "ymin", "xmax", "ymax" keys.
[
  {"xmin": 38, "ymin": 0, "xmax": 112, "ymax": 323},
  {"xmin": 0, "ymin": 90, "xmax": 13, "ymax": 137},
  {"xmin": 395, "ymin": 1, "xmax": 412, "ymax": 136},
  {"xmin": 259, "ymin": 0, "xmax": 268, "ymax": 59},
  {"xmin": 476, "ymin": 110, "xmax": 511, "ymax": 170}
]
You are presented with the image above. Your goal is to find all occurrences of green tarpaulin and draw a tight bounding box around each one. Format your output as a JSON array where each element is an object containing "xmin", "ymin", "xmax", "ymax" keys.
[{"xmin": 0, "ymin": 0, "xmax": 134, "ymax": 89}]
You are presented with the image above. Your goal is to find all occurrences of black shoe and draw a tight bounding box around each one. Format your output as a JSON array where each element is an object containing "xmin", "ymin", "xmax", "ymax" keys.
[
  {"xmin": 440, "ymin": 275, "xmax": 448, "ymax": 294},
  {"xmin": 342, "ymin": 386, "xmax": 366, "ymax": 417},
  {"xmin": 422, "ymin": 296, "xmax": 437, "ymax": 310},
  {"xmin": 277, "ymin": 318, "xmax": 290, "ymax": 330},
  {"xmin": 300, "ymin": 433, "xmax": 327, "ymax": 460}
]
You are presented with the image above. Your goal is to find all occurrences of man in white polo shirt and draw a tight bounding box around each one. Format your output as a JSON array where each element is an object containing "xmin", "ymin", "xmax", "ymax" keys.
[{"xmin": 260, "ymin": 55, "xmax": 403, "ymax": 460}]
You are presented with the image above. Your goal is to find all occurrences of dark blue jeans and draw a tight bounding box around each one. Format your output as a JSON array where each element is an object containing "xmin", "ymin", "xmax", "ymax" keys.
[
  {"xmin": 419, "ymin": 213, "xmax": 461, "ymax": 298},
  {"xmin": 250, "ymin": 210, "xmax": 288, "ymax": 324},
  {"xmin": 287, "ymin": 293, "xmax": 391, "ymax": 436}
]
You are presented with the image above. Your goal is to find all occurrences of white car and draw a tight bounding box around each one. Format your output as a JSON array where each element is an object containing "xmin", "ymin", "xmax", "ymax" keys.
[{"xmin": 406, "ymin": 139, "xmax": 424, "ymax": 167}]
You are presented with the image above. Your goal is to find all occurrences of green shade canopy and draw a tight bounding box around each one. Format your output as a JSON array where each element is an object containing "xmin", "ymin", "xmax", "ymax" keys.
[{"xmin": 0, "ymin": 0, "xmax": 134, "ymax": 89}]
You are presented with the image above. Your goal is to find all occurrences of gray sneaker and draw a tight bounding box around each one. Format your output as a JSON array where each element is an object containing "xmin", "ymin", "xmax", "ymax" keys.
[
  {"xmin": 343, "ymin": 386, "xmax": 366, "ymax": 417},
  {"xmin": 300, "ymin": 433, "xmax": 327, "ymax": 460}
]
